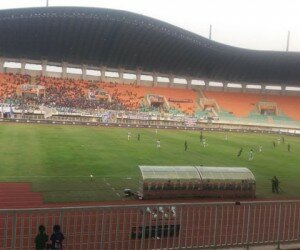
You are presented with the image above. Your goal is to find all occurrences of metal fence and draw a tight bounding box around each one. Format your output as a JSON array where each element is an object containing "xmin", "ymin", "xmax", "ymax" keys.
[{"xmin": 1, "ymin": 200, "xmax": 300, "ymax": 250}]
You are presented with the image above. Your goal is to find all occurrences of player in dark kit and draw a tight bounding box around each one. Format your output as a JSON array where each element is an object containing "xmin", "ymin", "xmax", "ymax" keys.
[
  {"xmin": 137, "ymin": 133, "xmax": 140, "ymax": 141},
  {"xmin": 271, "ymin": 176, "xmax": 279, "ymax": 193},
  {"xmin": 273, "ymin": 141, "xmax": 276, "ymax": 148},
  {"xmin": 288, "ymin": 143, "xmax": 291, "ymax": 152},
  {"xmin": 237, "ymin": 148, "xmax": 243, "ymax": 157},
  {"xmin": 271, "ymin": 177, "xmax": 275, "ymax": 193},
  {"xmin": 184, "ymin": 140, "xmax": 188, "ymax": 151}
]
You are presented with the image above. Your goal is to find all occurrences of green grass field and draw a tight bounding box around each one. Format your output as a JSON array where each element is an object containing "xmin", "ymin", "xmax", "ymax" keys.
[{"xmin": 0, "ymin": 123, "xmax": 299, "ymax": 203}]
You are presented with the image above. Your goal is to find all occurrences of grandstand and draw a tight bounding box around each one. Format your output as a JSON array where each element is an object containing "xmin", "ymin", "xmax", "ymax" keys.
[
  {"xmin": 0, "ymin": 6, "xmax": 300, "ymax": 250},
  {"xmin": 1, "ymin": 73, "xmax": 300, "ymax": 129}
]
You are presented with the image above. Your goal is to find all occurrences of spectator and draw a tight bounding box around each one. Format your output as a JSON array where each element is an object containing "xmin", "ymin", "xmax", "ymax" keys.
[
  {"xmin": 35, "ymin": 225, "xmax": 48, "ymax": 250},
  {"xmin": 49, "ymin": 225, "xmax": 65, "ymax": 250}
]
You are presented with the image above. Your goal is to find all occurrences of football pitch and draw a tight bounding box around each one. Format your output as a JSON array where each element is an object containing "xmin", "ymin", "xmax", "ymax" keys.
[{"xmin": 0, "ymin": 123, "xmax": 299, "ymax": 203}]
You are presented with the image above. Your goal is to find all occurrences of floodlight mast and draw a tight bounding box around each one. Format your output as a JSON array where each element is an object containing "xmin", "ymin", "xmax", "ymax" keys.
[
  {"xmin": 286, "ymin": 30, "xmax": 290, "ymax": 52},
  {"xmin": 46, "ymin": 0, "xmax": 49, "ymax": 7},
  {"xmin": 209, "ymin": 24, "xmax": 212, "ymax": 40}
]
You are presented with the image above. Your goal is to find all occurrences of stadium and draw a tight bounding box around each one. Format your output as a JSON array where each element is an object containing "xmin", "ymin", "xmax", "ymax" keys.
[{"xmin": 0, "ymin": 5, "xmax": 300, "ymax": 250}]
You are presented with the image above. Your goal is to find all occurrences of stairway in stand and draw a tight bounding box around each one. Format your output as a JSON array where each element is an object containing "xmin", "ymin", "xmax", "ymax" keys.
[{"xmin": 0, "ymin": 182, "xmax": 44, "ymax": 208}]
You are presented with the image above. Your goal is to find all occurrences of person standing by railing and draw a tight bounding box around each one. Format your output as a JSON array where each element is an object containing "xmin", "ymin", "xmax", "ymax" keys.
[
  {"xmin": 49, "ymin": 225, "xmax": 65, "ymax": 250},
  {"xmin": 35, "ymin": 225, "xmax": 48, "ymax": 250}
]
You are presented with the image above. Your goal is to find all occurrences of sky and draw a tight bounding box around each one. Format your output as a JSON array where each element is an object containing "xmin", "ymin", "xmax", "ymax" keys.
[{"xmin": 0, "ymin": 0, "xmax": 300, "ymax": 52}]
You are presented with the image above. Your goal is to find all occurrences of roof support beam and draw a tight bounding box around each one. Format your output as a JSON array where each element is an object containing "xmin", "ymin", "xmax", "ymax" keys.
[
  {"xmin": 204, "ymin": 80, "xmax": 209, "ymax": 91},
  {"xmin": 242, "ymin": 84, "xmax": 247, "ymax": 93},
  {"xmin": 186, "ymin": 77, "xmax": 192, "ymax": 89},
  {"xmin": 223, "ymin": 82, "xmax": 228, "ymax": 92},
  {"xmin": 82, "ymin": 65, "xmax": 87, "ymax": 80},
  {"xmin": 136, "ymin": 69, "xmax": 141, "ymax": 85},
  {"xmin": 118, "ymin": 68, "xmax": 124, "ymax": 83},
  {"xmin": 281, "ymin": 85, "xmax": 286, "ymax": 95},
  {"xmin": 153, "ymin": 72, "xmax": 158, "ymax": 87},
  {"xmin": 261, "ymin": 85, "xmax": 266, "ymax": 94},
  {"xmin": 169, "ymin": 75, "xmax": 174, "ymax": 88},
  {"xmin": 62, "ymin": 62, "xmax": 67, "ymax": 78},
  {"xmin": 41, "ymin": 60, "xmax": 47, "ymax": 76},
  {"xmin": 0, "ymin": 57, "xmax": 4, "ymax": 73},
  {"xmin": 100, "ymin": 66, "xmax": 106, "ymax": 82},
  {"xmin": 20, "ymin": 59, "xmax": 26, "ymax": 75}
]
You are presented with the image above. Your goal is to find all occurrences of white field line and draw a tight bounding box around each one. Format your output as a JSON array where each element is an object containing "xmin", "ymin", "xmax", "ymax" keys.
[{"xmin": 104, "ymin": 178, "xmax": 123, "ymax": 200}]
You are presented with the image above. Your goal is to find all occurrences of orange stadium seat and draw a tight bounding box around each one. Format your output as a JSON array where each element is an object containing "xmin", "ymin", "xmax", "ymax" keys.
[
  {"xmin": 263, "ymin": 95, "xmax": 300, "ymax": 121},
  {"xmin": 204, "ymin": 91, "xmax": 261, "ymax": 117},
  {"xmin": 204, "ymin": 90, "xmax": 300, "ymax": 121}
]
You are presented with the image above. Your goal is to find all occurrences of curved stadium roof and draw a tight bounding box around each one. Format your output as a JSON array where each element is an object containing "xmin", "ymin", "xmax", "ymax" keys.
[{"xmin": 0, "ymin": 7, "xmax": 300, "ymax": 85}]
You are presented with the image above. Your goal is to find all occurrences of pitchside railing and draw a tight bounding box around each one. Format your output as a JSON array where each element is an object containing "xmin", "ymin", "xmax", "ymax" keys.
[{"xmin": 0, "ymin": 200, "xmax": 300, "ymax": 250}]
